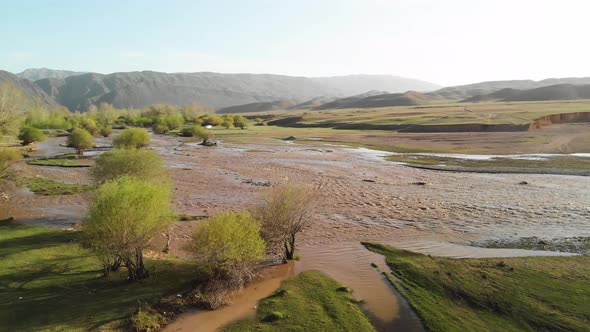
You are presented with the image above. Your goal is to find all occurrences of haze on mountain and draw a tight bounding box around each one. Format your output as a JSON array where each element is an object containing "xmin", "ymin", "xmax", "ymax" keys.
[{"xmin": 16, "ymin": 68, "xmax": 86, "ymax": 81}]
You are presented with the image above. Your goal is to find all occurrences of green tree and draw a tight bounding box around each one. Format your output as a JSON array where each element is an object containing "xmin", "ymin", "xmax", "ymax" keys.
[
  {"xmin": 83, "ymin": 176, "xmax": 174, "ymax": 281},
  {"xmin": 233, "ymin": 115, "xmax": 248, "ymax": 129},
  {"xmin": 18, "ymin": 126, "xmax": 46, "ymax": 145},
  {"xmin": 0, "ymin": 149, "xmax": 22, "ymax": 179},
  {"xmin": 67, "ymin": 128, "xmax": 94, "ymax": 155},
  {"xmin": 113, "ymin": 128, "xmax": 151, "ymax": 149},
  {"xmin": 256, "ymin": 184, "xmax": 316, "ymax": 262},
  {"xmin": 91, "ymin": 149, "xmax": 169, "ymax": 185},
  {"xmin": 0, "ymin": 83, "xmax": 28, "ymax": 136},
  {"xmin": 221, "ymin": 114, "xmax": 234, "ymax": 129},
  {"xmin": 190, "ymin": 211, "xmax": 266, "ymax": 287},
  {"xmin": 181, "ymin": 125, "xmax": 213, "ymax": 144}
]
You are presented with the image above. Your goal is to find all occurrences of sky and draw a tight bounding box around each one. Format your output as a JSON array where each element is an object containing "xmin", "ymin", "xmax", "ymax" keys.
[{"xmin": 1, "ymin": 0, "xmax": 589, "ymax": 86}]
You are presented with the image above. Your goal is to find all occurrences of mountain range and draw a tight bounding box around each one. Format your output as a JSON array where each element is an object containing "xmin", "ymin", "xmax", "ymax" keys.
[{"xmin": 2, "ymin": 68, "xmax": 590, "ymax": 112}]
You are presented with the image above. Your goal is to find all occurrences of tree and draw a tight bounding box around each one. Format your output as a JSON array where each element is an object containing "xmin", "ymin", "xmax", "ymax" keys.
[
  {"xmin": 0, "ymin": 83, "xmax": 28, "ymax": 136},
  {"xmin": 80, "ymin": 117, "xmax": 99, "ymax": 135},
  {"xmin": 190, "ymin": 211, "xmax": 266, "ymax": 288},
  {"xmin": 221, "ymin": 115, "xmax": 234, "ymax": 129},
  {"xmin": 83, "ymin": 176, "xmax": 174, "ymax": 281},
  {"xmin": 18, "ymin": 126, "xmax": 46, "ymax": 145},
  {"xmin": 91, "ymin": 149, "xmax": 169, "ymax": 185},
  {"xmin": 67, "ymin": 128, "xmax": 94, "ymax": 155},
  {"xmin": 113, "ymin": 128, "xmax": 151, "ymax": 149},
  {"xmin": 233, "ymin": 115, "xmax": 248, "ymax": 129},
  {"xmin": 256, "ymin": 184, "xmax": 315, "ymax": 262},
  {"xmin": 0, "ymin": 149, "xmax": 22, "ymax": 179}
]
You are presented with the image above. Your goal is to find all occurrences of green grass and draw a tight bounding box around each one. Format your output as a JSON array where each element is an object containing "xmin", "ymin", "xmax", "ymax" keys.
[
  {"xmin": 27, "ymin": 155, "xmax": 91, "ymax": 167},
  {"xmin": 0, "ymin": 220, "xmax": 199, "ymax": 331},
  {"xmin": 23, "ymin": 177, "xmax": 93, "ymax": 195},
  {"xmin": 387, "ymin": 155, "xmax": 590, "ymax": 175},
  {"xmin": 363, "ymin": 242, "xmax": 590, "ymax": 332},
  {"xmin": 224, "ymin": 271, "xmax": 375, "ymax": 332}
]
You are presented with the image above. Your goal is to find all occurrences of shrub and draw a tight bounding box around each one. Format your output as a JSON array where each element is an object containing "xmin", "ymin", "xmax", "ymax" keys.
[
  {"xmin": 80, "ymin": 118, "xmax": 99, "ymax": 135},
  {"xmin": 130, "ymin": 305, "xmax": 166, "ymax": 332},
  {"xmin": 200, "ymin": 114, "xmax": 224, "ymax": 127},
  {"xmin": 0, "ymin": 83, "xmax": 27, "ymax": 136},
  {"xmin": 181, "ymin": 125, "xmax": 213, "ymax": 143},
  {"xmin": 99, "ymin": 126, "xmax": 113, "ymax": 137},
  {"xmin": 83, "ymin": 176, "xmax": 174, "ymax": 281},
  {"xmin": 256, "ymin": 184, "xmax": 316, "ymax": 262},
  {"xmin": 152, "ymin": 122, "xmax": 169, "ymax": 135},
  {"xmin": 67, "ymin": 128, "xmax": 94, "ymax": 155},
  {"xmin": 18, "ymin": 127, "xmax": 47, "ymax": 145},
  {"xmin": 91, "ymin": 149, "xmax": 169, "ymax": 185},
  {"xmin": 0, "ymin": 149, "xmax": 23, "ymax": 179},
  {"xmin": 233, "ymin": 115, "xmax": 248, "ymax": 129},
  {"xmin": 190, "ymin": 211, "xmax": 266, "ymax": 288},
  {"xmin": 113, "ymin": 128, "xmax": 151, "ymax": 149}
]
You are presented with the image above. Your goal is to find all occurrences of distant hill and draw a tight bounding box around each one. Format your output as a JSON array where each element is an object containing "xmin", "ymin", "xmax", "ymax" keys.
[
  {"xmin": 313, "ymin": 91, "xmax": 442, "ymax": 109},
  {"xmin": 462, "ymin": 84, "xmax": 590, "ymax": 103},
  {"xmin": 217, "ymin": 100, "xmax": 299, "ymax": 114},
  {"xmin": 311, "ymin": 75, "xmax": 441, "ymax": 94},
  {"xmin": 0, "ymin": 70, "xmax": 57, "ymax": 106},
  {"xmin": 26, "ymin": 71, "xmax": 440, "ymax": 111},
  {"xmin": 431, "ymin": 78, "xmax": 590, "ymax": 100},
  {"xmin": 16, "ymin": 68, "xmax": 86, "ymax": 81}
]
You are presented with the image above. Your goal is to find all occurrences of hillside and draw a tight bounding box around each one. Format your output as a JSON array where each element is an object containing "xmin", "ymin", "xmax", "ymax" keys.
[
  {"xmin": 431, "ymin": 78, "xmax": 590, "ymax": 100},
  {"xmin": 16, "ymin": 68, "xmax": 86, "ymax": 81},
  {"xmin": 217, "ymin": 100, "xmax": 298, "ymax": 114},
  {"xmin": 27, "ymin": 71, "xmax": 439, "ymax": 111},
  {"xmin": 0, "ymin": 70, "xmax": 57, "ymax": 106},
  {"xmin": 313, "ymin": 91, "xmax": 441, "ymax": 109},
  {"xmin": 463, "ymin": 84, "xmax": 590, "ymax": 102}
]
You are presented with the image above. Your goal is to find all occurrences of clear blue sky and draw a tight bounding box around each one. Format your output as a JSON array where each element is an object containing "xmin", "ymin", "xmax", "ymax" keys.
[{"xmin": 2, "ymin": 0, "xmax": 589, "ymax": 85}]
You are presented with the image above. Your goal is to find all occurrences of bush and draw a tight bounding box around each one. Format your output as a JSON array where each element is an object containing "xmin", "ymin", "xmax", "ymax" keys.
[
  {"xmin": 152, "ymin": 123, "xmax": 169, "ymax": 135},
  {"xmin": 0, "ymin": 149, "xmax": 23, "ymax": 179},
  {"xmin": 99, "ymin": 126, "xmax": 113, "ymax": 137},
  {"xmin": 91, "ymin": 149, "xmax": 169, "ymax": 185},
  {"xmin": 113, "ymin": 128, "xmax": 151, "ymax": 149},
  {"xmin": 190, "ymin": 211, "xmax": 266, "ymax": 288},
  {"xmin": 83, "ymin": 176, "xmax": 174, "ymax": 281},
  {"xmin": 18, "ymin": 127, "xmax": 47, "ymax": 145},
  {"xmin": 130, "ymin": 305, "xmax": 166, "ymax": 332},
  {"xmin": 80, "ymin": 118, "xmax": 99, "ymax": 135},
  {"xmin": 233, "ymin": 115, "xmax": 248, "ymax": 129},
  {"xmin": 181, "ymin": 125, "xmax": 213, "ymax": 143},
  {"xmin": 67, "ymin": 128, "xmax": 94, "ymax": 155}
]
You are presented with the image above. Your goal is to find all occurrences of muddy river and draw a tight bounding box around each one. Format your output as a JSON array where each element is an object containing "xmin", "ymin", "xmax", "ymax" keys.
[{"xmin": 3, "ymin": 133, "xmax": 589, "ymax": 331}]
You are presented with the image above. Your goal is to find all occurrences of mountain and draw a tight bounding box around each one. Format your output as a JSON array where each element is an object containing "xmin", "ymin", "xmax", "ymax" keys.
[
  {"xmin": 313, "ymin": 91, "xmax": 441, "ymax": 109},
  {"xmin": 431, "ymin": 78, "xmax": 590, "ymax": 100},
  {"xmin": 462, "ymin": 84, "xmax": 590, "ymax": 103},
  {"xmin": 310, "ymin": 75, "xmax": 441, "ymax": 94},
  {"xmin": 16, "ymin": 68, "xmax": 86, "ymax": 81},
  {"xmin": 217, "ymin": 100, "xmax": 299, "ymax": 114},
  {"xmin": 0, "ymin": 70, "xmax": 57, "ymax": 106},
  {"xmin": 29, "ymin": 71, "xmax": 440, "ymax": 111}
]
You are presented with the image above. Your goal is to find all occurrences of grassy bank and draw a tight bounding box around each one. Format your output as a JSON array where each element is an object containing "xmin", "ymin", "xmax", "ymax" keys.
[
  {"xmin": 27, "ymin": 155, "xmax": 91, "ymax": 167},
  {"xmin": 224, "ymin": 271, "xmax": 375, "ymax": 332},
  {"xmin": 0, "ymin": 221, "xmax": 198, "ymax": 331},
  {"xmin": 388, "ymin": 154, "xmax": 590, "ymax": 176},
  {"xmin": 22, "ymin": 177, "xmax": 93, "ymax": 195},
  {"xmin": 363, "ymin": 242, "xmax": 590, "ymax": 332}
]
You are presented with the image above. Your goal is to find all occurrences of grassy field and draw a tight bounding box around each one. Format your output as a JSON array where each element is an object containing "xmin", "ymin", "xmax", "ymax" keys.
[
  {"xmin": 22, "ymin": 177, "xmax": 93, "ymax": 195},
  {"xmin": 224, "ymin": 271, "xmax": 375, "ymax": 332},
  {"xmin": 0, "ymin": 220, "xmax": 198, "ymax": 331},
  {"xmin": 387, "ymin": 155, "xmax": 590, "ymax": 176},
  {"xmin": 261, "ymin": 100, "xmax": 590, "ymax": 127},
  {"xmin": 363, "ymin": 243, "xmax": 590, "ymax": 332}
]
